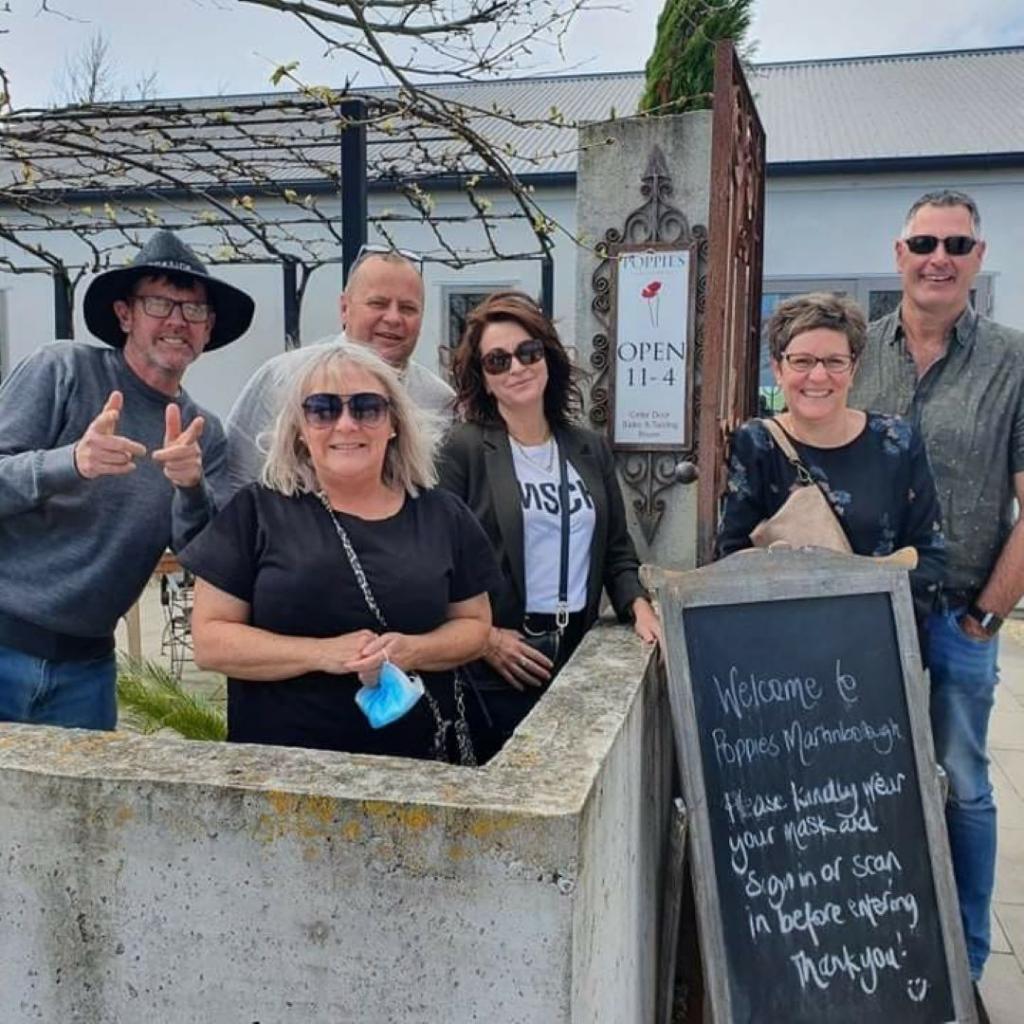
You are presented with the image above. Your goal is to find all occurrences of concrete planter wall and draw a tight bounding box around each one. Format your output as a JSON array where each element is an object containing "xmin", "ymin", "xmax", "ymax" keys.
[{"xmin": 0, "ymin": 623, "xmax": 670, "ymax": 1024}]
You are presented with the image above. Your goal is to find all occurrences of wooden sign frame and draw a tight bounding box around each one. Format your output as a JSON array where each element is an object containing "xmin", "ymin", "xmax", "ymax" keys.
[{"xmin": 649, "ymin": 549, "xmax": 975, "ymax": 1024}]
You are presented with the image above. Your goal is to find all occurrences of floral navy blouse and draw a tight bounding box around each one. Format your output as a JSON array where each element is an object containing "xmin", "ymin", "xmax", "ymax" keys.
[{"xmin": 716, "ymin": 413, "xmax": 946, "ymax": 621}]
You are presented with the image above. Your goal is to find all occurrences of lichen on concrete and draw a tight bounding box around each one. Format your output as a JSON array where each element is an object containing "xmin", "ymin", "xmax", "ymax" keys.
[{"xmin": 0, "ymin": 621, "xmax": 665, "ymax": 1023}]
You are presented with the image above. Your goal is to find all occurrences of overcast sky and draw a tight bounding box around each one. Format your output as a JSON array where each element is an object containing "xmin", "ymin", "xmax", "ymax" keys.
[{"xmin": 2, "ymin": 0, "xmax": 1022, "ymax": 107}]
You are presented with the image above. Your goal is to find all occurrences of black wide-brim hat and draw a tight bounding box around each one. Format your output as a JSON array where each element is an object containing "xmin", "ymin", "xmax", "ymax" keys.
[{"xmin": 83, "ymin": 230, "xmax": 255, "ymax": 351}]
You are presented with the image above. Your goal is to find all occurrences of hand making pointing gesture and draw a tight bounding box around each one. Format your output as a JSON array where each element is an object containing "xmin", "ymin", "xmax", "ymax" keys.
[
  {"xmin": 152, "ymin": 402, "xmax": 206, "ymax": 488},
  {"xmin": 73, "ymin": 390, "xmax": 147, "ymax": 479}
]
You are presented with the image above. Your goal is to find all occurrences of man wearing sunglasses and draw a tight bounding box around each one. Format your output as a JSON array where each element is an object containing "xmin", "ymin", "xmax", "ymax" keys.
[
  {"xmin": 225, "ymin": 248, "xmax": 454, "ymax": 492},
  {"xmin": 852, "ymin": 190, "xmax": 1024, "ymax": 992},
  {"xmin": 0, "ymin": 230, "xmax": 254, "ymax": 731}
]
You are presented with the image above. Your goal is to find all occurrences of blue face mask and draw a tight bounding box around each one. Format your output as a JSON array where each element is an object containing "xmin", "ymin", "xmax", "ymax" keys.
[{"xmin": 355, "ymin": 661, "xmax": 425, "ymax": 729}]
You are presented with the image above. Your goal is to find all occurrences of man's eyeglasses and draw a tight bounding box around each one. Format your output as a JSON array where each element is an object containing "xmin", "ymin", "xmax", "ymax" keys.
[
  {"xmin": 480, "ymin": 338, "xmax": 546, "ymax": 376},
  {"xmin": 903, "ymin": 234, "xmax": 979, "ymax": 257},
  {"xmin": 132, "ymin": 294, "xmax": 211, "ymax": 323},
  {"xmin": 781, "ymin": 353, "xmax": 856, "ymax": 374},
  {"xmin": 354, "ymin": 243, "xmax": 423, "ymax": 270},
  {"xmin": 301, "ymin": 392, "xmax": 391, "ymax": 428}
]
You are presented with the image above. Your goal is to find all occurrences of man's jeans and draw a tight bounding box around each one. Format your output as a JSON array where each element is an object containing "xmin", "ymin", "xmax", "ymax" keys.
[
  {"xmin": 927, "ymin": 606, "xmax": 1000, "ymax": 981},
  {"xmin": 0, "ymin": 642, "xmax": 117, "ymax": 730}
]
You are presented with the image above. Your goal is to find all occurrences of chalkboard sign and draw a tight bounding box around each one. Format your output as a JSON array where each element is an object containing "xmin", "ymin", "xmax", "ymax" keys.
[{"xmin": 650, "ymin": 550, "xmax": 974, "ymax": 1024}]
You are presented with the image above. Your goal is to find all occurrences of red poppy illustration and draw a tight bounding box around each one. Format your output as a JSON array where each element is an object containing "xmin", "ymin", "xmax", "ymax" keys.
[{"xmin": 641, "ymin": 279, "xmax": 662, "ymax": 326}]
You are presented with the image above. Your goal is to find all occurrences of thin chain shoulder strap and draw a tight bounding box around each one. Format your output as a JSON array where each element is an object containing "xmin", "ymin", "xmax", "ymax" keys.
[
  {"xmin": 316, "ymin": 492, "xmax": 476, "ymax": 766},
  {"xmin": 318, "ymin": 492, "xmax": 389, "ymax": 628}
]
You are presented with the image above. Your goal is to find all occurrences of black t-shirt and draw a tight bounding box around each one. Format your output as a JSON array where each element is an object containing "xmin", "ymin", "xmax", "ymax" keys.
[{"xmin": 179, "ymin": 484, "xmax": 499, "ymax": 757}]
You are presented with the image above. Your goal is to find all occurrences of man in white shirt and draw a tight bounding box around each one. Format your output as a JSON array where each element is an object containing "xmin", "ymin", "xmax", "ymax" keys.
[{"xmin": 225, "ymin": 250, "xmax": 454, "ymax": 491}]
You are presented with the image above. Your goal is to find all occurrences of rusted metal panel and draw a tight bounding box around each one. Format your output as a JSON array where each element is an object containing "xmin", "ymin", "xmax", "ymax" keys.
[{"xmin": 697, "ymin": 41, "xmax": 766, "ymax": 567}]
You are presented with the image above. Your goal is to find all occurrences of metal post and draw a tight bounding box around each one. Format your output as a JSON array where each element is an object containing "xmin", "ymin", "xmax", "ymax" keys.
[
  {"xmin": 340, "ymin": 98, "xmax": 368, "ymax": 287},
  {"xmin": 53, "ymin": 269, "xmax": 73, "ymax": 339},
  {"xmin": 540, "ymin": 253, "xmax": 554, "ymax": 318},
  {"xmin": 282, "ymin": 260, "xmax": 300, "ymax": 350}
]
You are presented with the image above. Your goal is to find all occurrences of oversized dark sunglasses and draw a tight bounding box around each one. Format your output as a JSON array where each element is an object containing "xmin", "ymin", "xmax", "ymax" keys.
[
  {"xmin": 480, "ymin": 338, "xmax": 546, "ymax": 376},
  {"xmin": 301, "ymin": 392, "xmax": 391, "ymax": 428},
  {"xmin": 903, "ymin": 234, "xmax": 978, "ymax": 256}
]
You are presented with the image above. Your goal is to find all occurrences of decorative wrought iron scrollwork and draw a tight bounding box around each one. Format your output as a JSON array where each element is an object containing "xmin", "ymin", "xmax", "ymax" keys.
[
  {"xmin": 587, "ymin": 146, "xmax": 707, "ymax": 544},
  {"xmin": 618, "ymin": 451, "xmax": 693, "ymax": 545},
  {"xmin": 622, "ymin": 146, "xmax": 692, "ymax": 246}
]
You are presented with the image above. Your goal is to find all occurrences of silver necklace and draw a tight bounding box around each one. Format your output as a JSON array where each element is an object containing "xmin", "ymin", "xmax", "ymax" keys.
[{"xmin": 511, "ymin": 434, "xmax": 556, "ymax": 474}]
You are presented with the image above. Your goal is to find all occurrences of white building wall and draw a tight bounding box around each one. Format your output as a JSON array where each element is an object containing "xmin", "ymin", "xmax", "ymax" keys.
[
  {"xmin": 763, "ymin": 168, "xmax": 1024, "ymax": 326},
  {"xmin": 0, "ymin": 186, "xmax": 579, "ymax": 420},
  {"xmin": 1, "ymin": 169, "xmax": 1021, "ymax": 420}
]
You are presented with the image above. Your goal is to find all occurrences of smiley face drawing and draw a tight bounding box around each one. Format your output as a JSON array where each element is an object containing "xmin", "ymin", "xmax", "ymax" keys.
[{"xmin": 906, "ymin": 977, "xmax": 929, "ymax": 1002}]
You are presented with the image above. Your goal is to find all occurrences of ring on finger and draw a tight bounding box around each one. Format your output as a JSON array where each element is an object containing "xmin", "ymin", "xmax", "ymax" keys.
[{"xmin": 518, "ymin": 656, "xmax": 527, "ymax": 668}]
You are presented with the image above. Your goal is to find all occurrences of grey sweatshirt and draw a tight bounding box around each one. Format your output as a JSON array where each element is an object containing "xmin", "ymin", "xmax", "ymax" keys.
[{"xmin": 0, "ymin": 342, "xmax": 228, "ymax": 639}]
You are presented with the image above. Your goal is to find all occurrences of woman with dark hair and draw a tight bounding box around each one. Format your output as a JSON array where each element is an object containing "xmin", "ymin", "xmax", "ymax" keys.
[{"xmin": 439, "ymin": 290, "xmax": 660, "ymax": 760}]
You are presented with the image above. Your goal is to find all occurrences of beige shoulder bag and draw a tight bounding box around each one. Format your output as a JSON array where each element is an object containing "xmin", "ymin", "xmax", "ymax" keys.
[{"xmin": 748, "ymin": 418, "xmax": 853, "ymax": 554}]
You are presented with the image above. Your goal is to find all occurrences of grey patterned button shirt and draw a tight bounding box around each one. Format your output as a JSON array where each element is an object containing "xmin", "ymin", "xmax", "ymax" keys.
[{"xmin": 850, "ymin": 306, "xmax": 1024, "ymax": 597}]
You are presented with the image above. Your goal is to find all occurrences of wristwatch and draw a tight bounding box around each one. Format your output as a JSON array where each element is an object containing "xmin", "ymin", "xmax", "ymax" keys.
[{"xmin": 966, "ymin": 603, "xmax": 1003, "ymax": 636}]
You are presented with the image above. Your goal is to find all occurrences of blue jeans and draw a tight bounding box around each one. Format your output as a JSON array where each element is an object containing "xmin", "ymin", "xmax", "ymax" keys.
[
  {"xmin": 0, "ymin": 643, "xmax": 117, "ymax": 730},
  {"xmin": 927, "ymin": 607, "xmax": 1000, "ymax": 980}
]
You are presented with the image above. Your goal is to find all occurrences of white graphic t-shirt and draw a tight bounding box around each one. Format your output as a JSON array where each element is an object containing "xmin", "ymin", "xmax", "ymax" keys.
[{"xmin": 509, "ymin": 439, "xmax": 596, "ymax": 614}]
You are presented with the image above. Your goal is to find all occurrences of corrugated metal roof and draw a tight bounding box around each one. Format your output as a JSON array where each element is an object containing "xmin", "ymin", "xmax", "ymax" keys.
[
  {"xmin": 367, "ymin": 73, "xmax": 645, "ymax": 175},
  {"xmin": 394, "ymin": 45, "xmax": 1024, "ymax": 167},
  {"xmin": 2, "ymin": 46, "xmax": 1021, "ymax": 199},
  {"xmin": 291, "ymin": 45, "xmax": 1024, "ymax": 169},
  {"xmin": 751, "ymin": 47, "xmax": 1024, "ymax": 164}
]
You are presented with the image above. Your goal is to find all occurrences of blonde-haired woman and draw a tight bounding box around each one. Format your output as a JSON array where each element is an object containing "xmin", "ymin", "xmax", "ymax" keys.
[{"xmin": 181, "ymin": 343, "xmax": 498, "ymax": 760}]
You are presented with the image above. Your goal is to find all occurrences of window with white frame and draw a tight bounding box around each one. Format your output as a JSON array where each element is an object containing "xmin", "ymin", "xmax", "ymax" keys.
[{"xmin": 758, "ymin": 275, "xmax": 994, "ymax": 413}]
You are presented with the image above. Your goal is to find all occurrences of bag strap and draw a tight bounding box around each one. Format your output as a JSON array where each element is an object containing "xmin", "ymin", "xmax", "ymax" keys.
[
  {"xmin": 555, "ymin": 439, "xmax": 570, "ymax": 632},
  {"xmin": 759, "ymin": 417, "xmax": 814, "ymax": 484},
  {"xmin": 757, "ymin": 418, "xmax": 850, "ymax": 538},
  {"xmin": 318, "ymin": 491, "xmax": 477, "ymax": 766},
  {"xmin": 318, "ymin": 492, "xmax": 389, "ymax": 629}
]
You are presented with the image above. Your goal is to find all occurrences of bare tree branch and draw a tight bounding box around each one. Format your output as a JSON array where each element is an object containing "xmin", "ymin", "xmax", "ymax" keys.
[
  {"xmin": 56, "ymin": 31, "xmax": 116, "ymax": 105},
  {"xmin": 0, "ymin": 0, "xmax": 601, "ymax": 339},
  {"xmin": 54, "ymin": 29, "xmax": 161, "ymax": 105},
  {"xmin": 239, "ymin": 0, "xmax": 513, "ymax": 38},
  {"xmin": 238, "ymin": 0, "xmax": 593, "ymax": 78}
]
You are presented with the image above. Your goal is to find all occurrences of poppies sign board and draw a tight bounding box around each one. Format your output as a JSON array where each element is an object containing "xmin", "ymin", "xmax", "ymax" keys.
[{"xmin": 611, "ymin": 243, "xmax": 695, "ymax": 450}]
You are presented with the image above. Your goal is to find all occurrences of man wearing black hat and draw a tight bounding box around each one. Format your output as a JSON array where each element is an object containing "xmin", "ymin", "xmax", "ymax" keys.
[{"xmin": 0, "ymin": 230, "xmax": 254, "ymax": 730}]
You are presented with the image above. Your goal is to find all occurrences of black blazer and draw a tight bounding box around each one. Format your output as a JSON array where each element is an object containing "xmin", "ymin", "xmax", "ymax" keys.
[{"xmin": 437, "ymin": 421, "xmax": 647, "ymax": 631}]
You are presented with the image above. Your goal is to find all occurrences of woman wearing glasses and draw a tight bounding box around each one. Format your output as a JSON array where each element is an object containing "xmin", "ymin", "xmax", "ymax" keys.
[
  {"xmin": 179, "ymin": 343, "xmax": 498, "ymax": 761},
  {"xmin": 439, "ymin": 290, "xmax": 661, "ymax": 761},
  {"xmin": 716, "ymin": 292, "xmax": 945, "ymax": 623}
]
